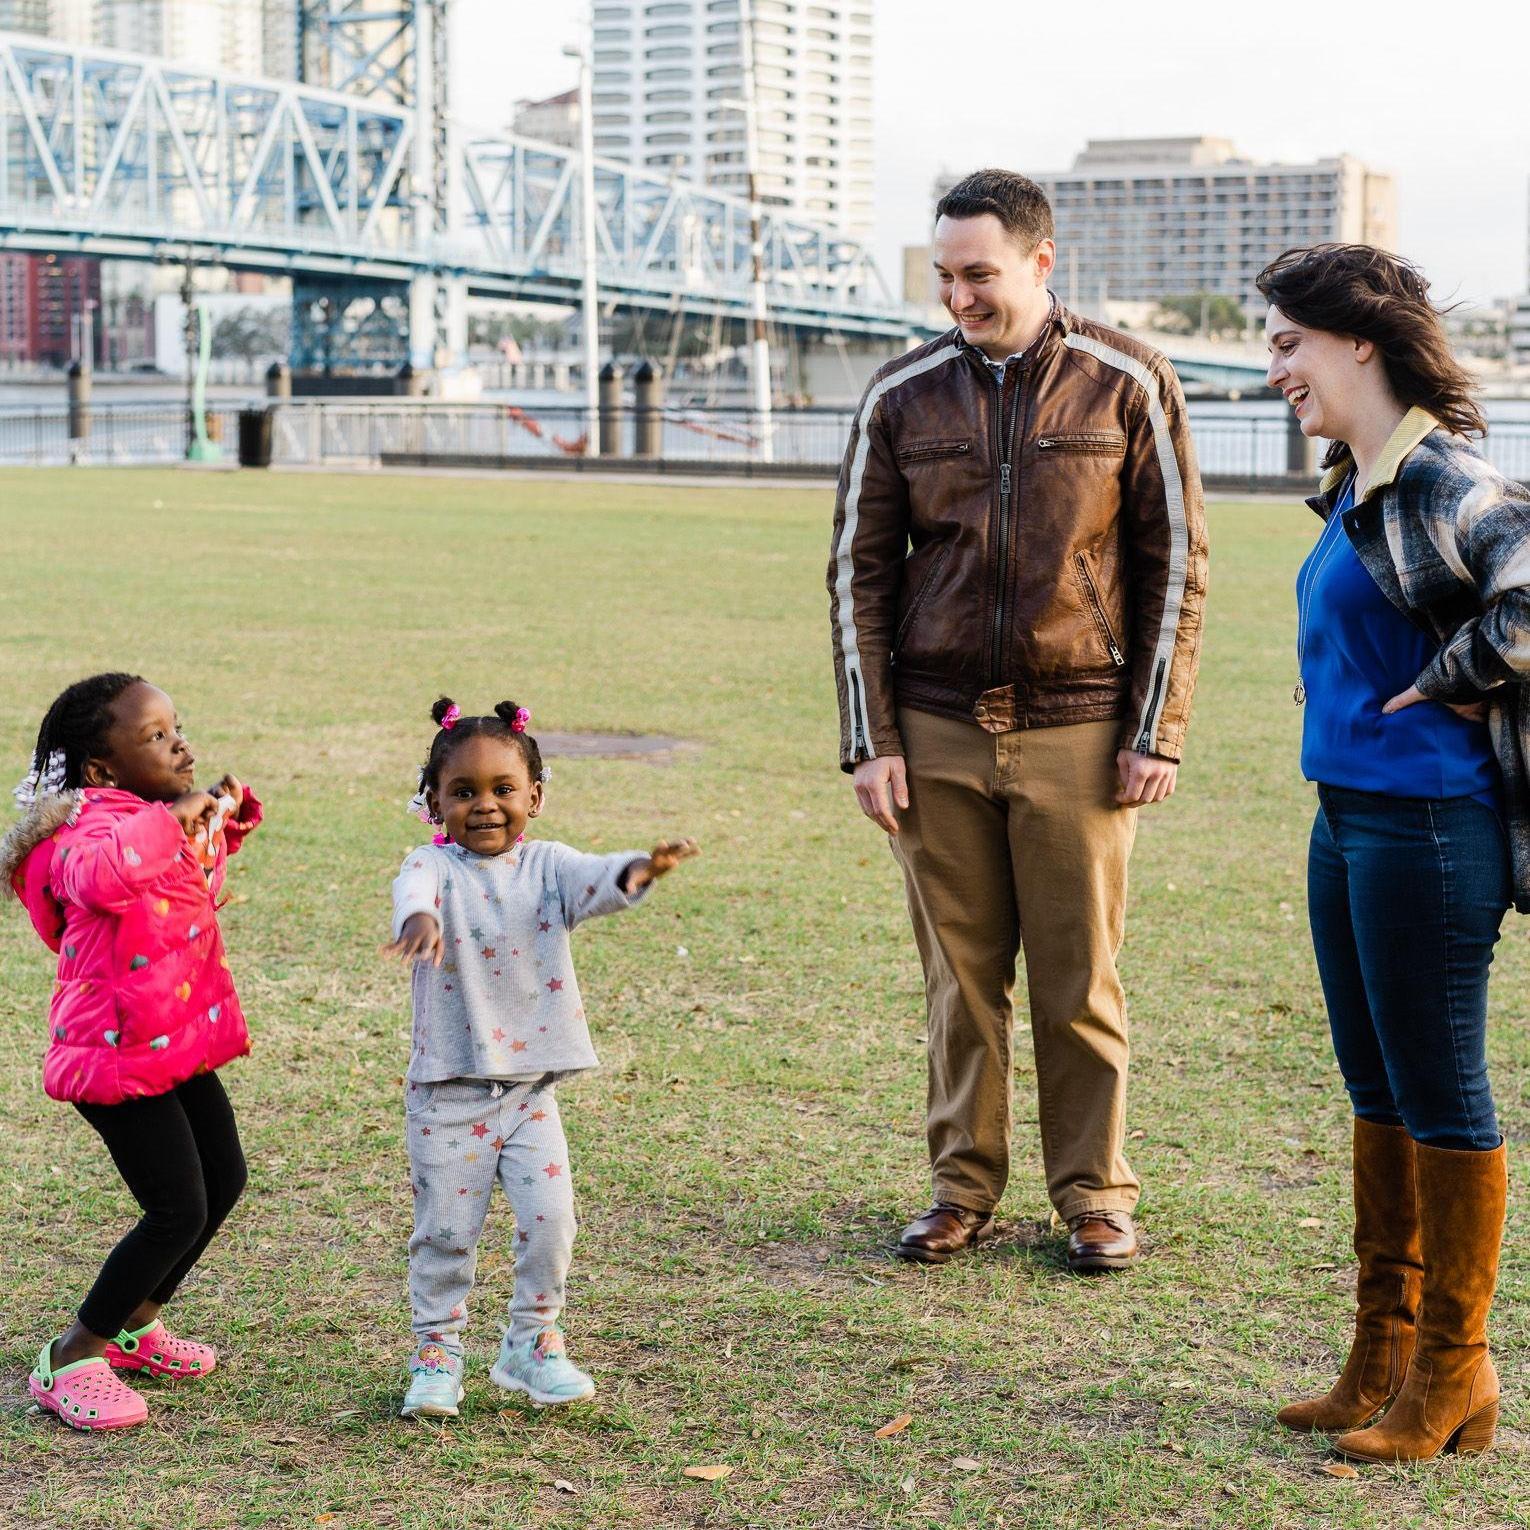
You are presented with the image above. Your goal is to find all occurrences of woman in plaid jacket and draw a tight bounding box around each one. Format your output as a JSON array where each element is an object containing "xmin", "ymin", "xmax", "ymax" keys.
[{"xmin": 1260, "ymin": 244, "xmax": 1528, "ymax": 1465}]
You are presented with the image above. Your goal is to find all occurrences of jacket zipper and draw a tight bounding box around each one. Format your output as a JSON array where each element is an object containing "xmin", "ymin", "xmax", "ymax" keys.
[
  {"xmin": 989, "ymin": 369, "xmax": 1023, "ymax": 685},
  {"xmin": 1136, "ymin": 658, "xmax": 1166, "ymax": 753},
  {"xmin": 1037, "ymin": 434, "xmax": 1124, "ymax": 451},
  {"xmin": 1075, "ymin": 553, "xmax": 1125, "ymax": 666},
  {"xmin": 849, "ymin": 668, "xmax": 869, "ymax": 756}
]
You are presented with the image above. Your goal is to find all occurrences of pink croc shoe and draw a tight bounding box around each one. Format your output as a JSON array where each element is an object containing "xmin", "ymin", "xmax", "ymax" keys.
[
  {"xmin": 104, "ymin": 1319, "xmax": 216, "ymax": 1380},
  {"xmin": 29, "ymin": 1342, "xmax": 148, "ymax": 1431}
]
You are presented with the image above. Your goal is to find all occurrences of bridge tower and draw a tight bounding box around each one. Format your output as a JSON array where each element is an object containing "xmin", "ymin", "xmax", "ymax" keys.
[{"xmin": 292, "ymin": 1, "xmax": 463, "ymax": 378}]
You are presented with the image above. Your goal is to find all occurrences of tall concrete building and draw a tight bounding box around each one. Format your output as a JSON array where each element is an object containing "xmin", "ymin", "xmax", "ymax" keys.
[
  {"xmin": 261, "ymin": 0, "xmax": 299, "ymax": 81},
  {"xmin": 0, "ymin": 0, "xmax": 94, "ymax": 39},
  {"xmin": 513, "ymin": 87, "xmax": 580, "ymax": 149},
  {"xmin": 591, "ymin": 0, "xmax": 874, "ymax": 240},
  {"xmin": 936, "ymin": 137, "xmax": 1396, "ymax": 308},
  {"xmin": 0, "ymin": 1, "xmax": 52, "ymax": 31},
  {"xmin": 98, "ymin": 0, "xmax": 264, "ymax": 75}
]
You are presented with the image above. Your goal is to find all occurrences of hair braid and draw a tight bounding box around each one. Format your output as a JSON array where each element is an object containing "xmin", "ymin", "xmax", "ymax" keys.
[{"xmin": 27, "ymin": 672, "xmax": 143, "ymax": 794}]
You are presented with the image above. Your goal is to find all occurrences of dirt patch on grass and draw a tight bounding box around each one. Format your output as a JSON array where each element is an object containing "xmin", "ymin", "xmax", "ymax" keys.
[{"xmin": 540, "ymin": 731, "xmax": 701, "ymax": 764}]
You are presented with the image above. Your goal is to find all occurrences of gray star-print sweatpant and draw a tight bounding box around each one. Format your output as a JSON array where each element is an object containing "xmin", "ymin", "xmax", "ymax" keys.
[{"xmin": 405, "ymin": 1076, "xmax": 576, "ymax": 1354}]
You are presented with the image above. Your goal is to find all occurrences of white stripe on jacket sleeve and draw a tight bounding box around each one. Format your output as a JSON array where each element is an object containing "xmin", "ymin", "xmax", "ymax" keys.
[{"xmin": 830, "ymin": 342, "xmax": 963, "ymax": 757}]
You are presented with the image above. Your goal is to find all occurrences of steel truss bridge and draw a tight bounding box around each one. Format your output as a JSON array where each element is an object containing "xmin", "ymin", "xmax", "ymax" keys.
[{"xmin": 0, "ymin": 6, "xmax": 916, "ymax": 372}]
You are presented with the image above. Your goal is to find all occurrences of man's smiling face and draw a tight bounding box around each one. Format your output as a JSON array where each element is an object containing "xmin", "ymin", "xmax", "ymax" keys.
[{"xmin": 933, "ymin": 212, "xmax": 1054, "ymax": 361}]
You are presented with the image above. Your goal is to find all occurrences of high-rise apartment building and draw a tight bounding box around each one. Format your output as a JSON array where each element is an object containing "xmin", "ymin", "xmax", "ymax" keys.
[
  {"xmin": 0, "ymin": 252, "xmax": 102, "ymax": 364},
  {"xmin": 98, "ymin": 0, "xmax": 264, "ymax": 75},
  {"xmin": 992, "ymin": 137, "xmax": 1396, "ymax": 306},
  {"xmin": 591, "ymin": 0, "xmax": 874, "ymax": 241},
  {"xmin": 0, "ymin": 1, "xmax": 52, "ymax": 32},
  {"xmin": 0, "ymin": 0, "xmax": 93, "ymax": 40}
]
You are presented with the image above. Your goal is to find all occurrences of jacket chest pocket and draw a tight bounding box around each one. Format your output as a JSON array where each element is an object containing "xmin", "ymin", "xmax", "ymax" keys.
[
  {"xmin": 897, "ymin": 438, "xmax": 972, "ymax": 465},
  {"xmin": 1036, "ymin": 432, "xmax": 1127, "ymax": 458}
]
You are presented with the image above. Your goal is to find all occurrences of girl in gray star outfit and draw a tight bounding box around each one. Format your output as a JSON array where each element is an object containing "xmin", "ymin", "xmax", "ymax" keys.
[{"xmin": 383, "ymin": 697, "xmax": 697, "ymax": 1417}]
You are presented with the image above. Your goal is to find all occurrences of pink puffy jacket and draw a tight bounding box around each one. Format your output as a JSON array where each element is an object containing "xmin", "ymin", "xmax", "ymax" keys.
[{"xmin": 1, "ymin": 786, "xmax": 262, "ymax": 1105}]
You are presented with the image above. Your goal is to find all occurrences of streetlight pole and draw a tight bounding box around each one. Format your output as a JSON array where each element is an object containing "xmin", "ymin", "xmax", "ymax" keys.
[
  {"xmin": 735, "ymin": 0, "xmax": 772, "ymax": 463},
  {"xmin": 565, "ymin": 22, "xmax": 601, "ymax": 457}
]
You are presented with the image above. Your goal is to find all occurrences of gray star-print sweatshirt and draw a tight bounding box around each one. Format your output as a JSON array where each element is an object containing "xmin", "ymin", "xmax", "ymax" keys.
[{"xmin": 391, "ymin": 838, "xmax": 649, "ymax": 1083}]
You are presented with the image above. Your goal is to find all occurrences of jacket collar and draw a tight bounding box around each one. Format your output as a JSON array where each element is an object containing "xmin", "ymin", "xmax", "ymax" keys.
[
  {"xmin": 951, "ymin": 291, "xmax": 1067, "ymax": 371},
  {"xmin": 1318, "ymin": 405, "xmax": 1439, "ymax": 505}
]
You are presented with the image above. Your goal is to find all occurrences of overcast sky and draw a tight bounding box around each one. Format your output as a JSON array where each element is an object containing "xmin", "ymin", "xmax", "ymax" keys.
[{"xmin": 454, "ymin": 0, "xmax": 1529, "ymax": 311}]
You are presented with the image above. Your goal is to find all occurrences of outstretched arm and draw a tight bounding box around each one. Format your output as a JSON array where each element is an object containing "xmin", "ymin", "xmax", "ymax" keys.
[{"xmin": 620, "ymin": 837, "xmax": 701, "ymax": 893}]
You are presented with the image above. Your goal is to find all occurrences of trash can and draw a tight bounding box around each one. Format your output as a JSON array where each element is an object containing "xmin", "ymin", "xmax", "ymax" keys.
[{"xmin": 238, "ymin": 408, "xmax": 274, "ymax": 467}]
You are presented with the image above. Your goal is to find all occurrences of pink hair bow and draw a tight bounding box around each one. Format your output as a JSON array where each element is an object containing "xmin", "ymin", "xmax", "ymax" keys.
[
  {"xmin": 511, "ymin": 707, "xmax": 531, "ymax": 733},
  {"xmin": 440, "ymin": 704, "xmax": 461, "ymax": 731}
]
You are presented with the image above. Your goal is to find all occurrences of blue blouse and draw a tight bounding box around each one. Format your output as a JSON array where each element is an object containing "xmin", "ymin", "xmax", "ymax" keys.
[{"xmin": 1296, "ymin": 475, "xmax": 1500, "ymax": 806}]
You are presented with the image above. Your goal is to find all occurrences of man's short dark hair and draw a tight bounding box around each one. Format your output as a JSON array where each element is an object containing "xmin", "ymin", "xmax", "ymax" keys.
[{"xmin": 935, "ymin": 169, "xmax": 1053, "ymax": 250}]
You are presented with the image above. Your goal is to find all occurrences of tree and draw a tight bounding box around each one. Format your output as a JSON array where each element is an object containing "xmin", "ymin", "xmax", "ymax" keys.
[
  {"xmin": 211, "ymin": 306, "xmax": 289, "ymax": 362},
  {"xmin": 1152, "ymin": 293, "xmax": 1248, "ymax": 339}
]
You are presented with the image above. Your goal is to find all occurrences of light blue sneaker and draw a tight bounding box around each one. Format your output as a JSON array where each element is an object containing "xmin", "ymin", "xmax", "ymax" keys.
[
  {"xmin": 400, "ymin": 1341, "xmax": 464, "ymax": 1420},
  {"xmin": 489, "ymin": 1326, "xmax": 595, "ymax": 1406}
]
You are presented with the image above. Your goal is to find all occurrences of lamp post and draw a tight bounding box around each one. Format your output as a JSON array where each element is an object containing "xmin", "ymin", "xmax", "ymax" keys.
[
  {"xmin": 564, "ymin": 23, "xmax": 601, "ymax": 458},
  {"xmin": 734, "ymin": 0, "xmax": 772, "ymax": 463}
]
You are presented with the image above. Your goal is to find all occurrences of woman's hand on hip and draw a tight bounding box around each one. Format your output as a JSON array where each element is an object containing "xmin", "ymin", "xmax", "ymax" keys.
[{"xmin": 1384, "ymin": 684, "xmax": 1489, "ymax": 723}]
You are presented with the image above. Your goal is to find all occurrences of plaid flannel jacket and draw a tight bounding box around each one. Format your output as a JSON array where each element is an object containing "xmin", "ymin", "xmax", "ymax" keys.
[{"xmin": 1309, "ymin": 406, "xmax": 1530, "ymax": 912}]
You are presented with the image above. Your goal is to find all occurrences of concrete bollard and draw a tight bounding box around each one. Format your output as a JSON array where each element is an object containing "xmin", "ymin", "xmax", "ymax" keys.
[
  {"xmin": 266, "ymin": 361, "xmax": 292, "ymax": 399},
  {"xmin": 67, "ymin": 360, "xmax": 90, "ymax": 449},
  {"xmin": 598, "ymin": 361, "xmax": 625, "ymax": 457},
  {"xmin": 633, "ymin": 359, "xmax": 664, "ymax": 459}
]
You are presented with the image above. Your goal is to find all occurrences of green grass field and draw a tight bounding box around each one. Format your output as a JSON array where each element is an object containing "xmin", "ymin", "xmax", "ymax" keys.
[{"xmin": 0, "ymin": 467, "xmax": 1525, "ymax": 1529}]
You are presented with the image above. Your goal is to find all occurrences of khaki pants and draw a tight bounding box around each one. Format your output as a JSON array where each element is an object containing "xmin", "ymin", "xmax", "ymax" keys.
[{"xmin": 891, "ymin": 708, "xmax": 1139, "ymax": 1221}]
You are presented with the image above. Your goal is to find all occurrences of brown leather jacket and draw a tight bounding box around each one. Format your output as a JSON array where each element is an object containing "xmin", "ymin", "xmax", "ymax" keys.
[{"xmin": 828, "ymin": 304, "xmax": 1207, "ymax": 771}]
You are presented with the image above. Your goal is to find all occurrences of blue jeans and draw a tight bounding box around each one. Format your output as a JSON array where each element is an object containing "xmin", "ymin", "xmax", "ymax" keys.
[{"xmin": 1307, "ymin": 786, "xmax": 1509, "ymax": 1151}]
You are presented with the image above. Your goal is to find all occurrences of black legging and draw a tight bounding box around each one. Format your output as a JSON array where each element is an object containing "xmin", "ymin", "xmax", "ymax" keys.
[{"xmin": 74, "ymin": 1072, "xmax": 247, "ymax": 1339}]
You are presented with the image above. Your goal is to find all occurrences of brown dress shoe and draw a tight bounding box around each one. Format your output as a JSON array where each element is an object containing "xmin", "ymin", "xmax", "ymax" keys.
[
  {"xmin": 1066, "ymin": 1210, "xmax": 1139, "ymax": 1272},
  {"xmin": 895, "ymin": 1204, "xmax": 995, "ymax": 1264}
]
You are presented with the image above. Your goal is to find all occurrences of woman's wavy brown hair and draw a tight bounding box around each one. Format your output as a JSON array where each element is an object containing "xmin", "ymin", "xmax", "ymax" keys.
[{"xmin": 1256, "ymin": 243, "xmax": 1485, "ymax": 467}]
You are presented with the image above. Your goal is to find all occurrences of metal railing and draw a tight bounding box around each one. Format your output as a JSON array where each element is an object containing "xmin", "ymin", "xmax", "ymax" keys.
[
  {"xmin": 4, "ymin": 399, "xmax": 1530, "ymax": 490},
  {"xmin": 268, "ymin": 400, "xmax": 858, "ymax": 473},
  {"xmin": 0, "ymin": 404, "xmax": 242, "ymax": 466}
]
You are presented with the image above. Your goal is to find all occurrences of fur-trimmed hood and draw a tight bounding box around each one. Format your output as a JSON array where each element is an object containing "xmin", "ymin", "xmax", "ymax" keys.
[{"xmin": 0, "ymin": 791, "xmax": 80, "ymax": 899}]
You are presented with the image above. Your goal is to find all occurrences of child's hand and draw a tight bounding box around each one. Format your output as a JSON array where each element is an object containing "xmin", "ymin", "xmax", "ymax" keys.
[
  {"xmin": 622, "ymin": 837, "xmax": 700, "ymax": 893},
  {"xmin": 649, "ymin": 837, "xmax": 700, "ymax": 876},
  {"xmin": 381, "ymin": 913, "xmax": 445, "ymax": 967},
  {"xmin": 169, "ymin": 790, "xmax": 219, "ymax": 836},
  {"xmin": 210, "ymin": 772, "xmax": 245, "ymax": 816}
]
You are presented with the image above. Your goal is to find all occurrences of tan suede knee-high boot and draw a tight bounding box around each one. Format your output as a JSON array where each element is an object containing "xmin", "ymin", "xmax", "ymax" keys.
[
  {"xmin": 1277, "ymin": 1119, "xmax": 1422, "ymax": 1434},
  {"xmin": 1335, "ymin": 1139, "xmax": 1506, "ymax": 1462}
]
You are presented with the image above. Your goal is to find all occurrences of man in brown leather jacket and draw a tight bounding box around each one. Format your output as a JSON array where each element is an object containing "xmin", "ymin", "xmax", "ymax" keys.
[{"xmin": 828, "ymin": 169, "xmax": 1207, "ymax": 1272}]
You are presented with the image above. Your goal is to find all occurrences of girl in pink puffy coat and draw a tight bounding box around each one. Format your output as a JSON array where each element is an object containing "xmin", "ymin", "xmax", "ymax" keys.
[{"xmin": 1, "ymin": 673, "xmax": 262, "ymax": 1432}]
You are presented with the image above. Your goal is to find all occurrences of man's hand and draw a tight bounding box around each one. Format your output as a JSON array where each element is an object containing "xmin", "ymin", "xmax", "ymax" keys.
[
  {"xmin": 1384, "ymin": 684, "xmax": 1489, "ymax": 723},
  {"xmin": 853, "ymin": 756, "xmax": 908, "ymax": 834},
  {"xmin": 381, "ymin": 912, "xmax": 444, "ymax": 966},
  {"xmin": 1116, "ymin": 750, "xmax": 1177, "ymax": 807}
]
